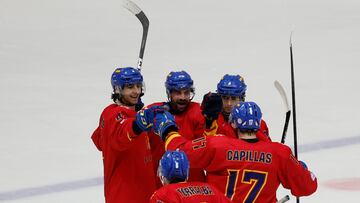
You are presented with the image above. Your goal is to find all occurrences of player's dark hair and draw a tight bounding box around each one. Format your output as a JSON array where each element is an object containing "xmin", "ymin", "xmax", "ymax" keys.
[
  {"xmin": 169, "ymin": 177, "xmax": 186, "ymax": 184},
  {"xmin": 239, "ymin": 129, "xmax": 259, "ymax": 133},
  {"xmin": 111, "ymin": 93, "xmax": 120, "ymax": 103}
]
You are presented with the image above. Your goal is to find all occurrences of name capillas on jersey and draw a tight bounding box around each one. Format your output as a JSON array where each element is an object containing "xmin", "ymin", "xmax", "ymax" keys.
[{"xmin": 227, "ymin": 150, "xmax": 272, "ymax": 164}]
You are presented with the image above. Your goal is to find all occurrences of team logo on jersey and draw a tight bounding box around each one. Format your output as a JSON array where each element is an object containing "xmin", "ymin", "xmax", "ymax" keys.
[{"xmin": 115, "ymin": 113, "xmax": 124, "ymax": 122}]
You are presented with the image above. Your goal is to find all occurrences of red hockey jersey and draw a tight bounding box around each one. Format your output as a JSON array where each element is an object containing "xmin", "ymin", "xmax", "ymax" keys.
[
  {"xmin": 92, "ymin": 104, "xmax": 157, "ymax": 203},
  {"xmin": 148, "ymin": 101, "xmax": 206, "ymax": 182},
  {"xmin": 149, "ymin": 181, "xmax": 232, "ymax": 203},
  {"xmin": 165, "ymin": 134, "xmax": 317, "ymax": 203}
]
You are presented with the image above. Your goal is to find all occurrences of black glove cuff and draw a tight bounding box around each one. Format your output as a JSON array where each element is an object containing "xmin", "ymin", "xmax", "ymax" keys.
[
  {"xmin": 205, "ymin": 118, "xmax": 213, "ymax": 129},
  {"xmin": 135, "ymin": 96, "xmax": 144, "ymax": 111},
  {"xmin": 132, "ymin": 120, "xmax": 143, "ymax": 135},
  {"xmin": 162, "ymin": 125, "xmax": 179, "ymax": 141}
]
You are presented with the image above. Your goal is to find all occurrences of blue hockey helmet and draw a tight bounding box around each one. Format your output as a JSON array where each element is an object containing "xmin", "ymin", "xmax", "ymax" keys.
[
  {"xmin": 111, "ymin": 67, "xmax": 143, "ymax": 89},
  {"xmin": 158, "ymin": 150, "xmax": 189, "ymax": 184},
  {"xmin": 229, "ymin": 101, "xmax": 262, "ymax": 132},
  {"xmin": 165, "ymin": 71, "xmax": 194, "ymax": 92},
  {"xmin": 217, "ymin": 74, "xmax": 247, "ymax": 97}
]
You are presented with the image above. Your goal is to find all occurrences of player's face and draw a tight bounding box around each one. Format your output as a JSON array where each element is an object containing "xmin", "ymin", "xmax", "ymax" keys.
[
  {"xmin": 221, "ymin": 95, "xmax": 241, "ymax": 114},
  {"xmin": 169, "ymin": 89, "xmax": 192, "ymax": 112},
  {"xmin": 121, "ymin": 83, "xmax": 142, "ymax": 106}
]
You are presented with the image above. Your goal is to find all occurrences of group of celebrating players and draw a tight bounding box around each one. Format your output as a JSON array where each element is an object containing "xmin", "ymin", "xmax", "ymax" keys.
[{"xmin": 91, "ymin": 67, "xmax": 317, "ymax": 203}]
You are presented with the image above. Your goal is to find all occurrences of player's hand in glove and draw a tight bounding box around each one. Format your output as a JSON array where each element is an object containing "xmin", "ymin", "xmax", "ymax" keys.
[
  {"xmin": 135, "ymin": 93, "xmax": 145, "ymax": 111},
  {"xmin": 133, "ymin": 105, "xmax": 165, "ymax": 134},
  {"xmin": 201, "ymin": 92, "xmax": 222, "ymax": 128},
  {"xmin": 153, "ymin": 111, "xmax": 178, "ymax": 141}
]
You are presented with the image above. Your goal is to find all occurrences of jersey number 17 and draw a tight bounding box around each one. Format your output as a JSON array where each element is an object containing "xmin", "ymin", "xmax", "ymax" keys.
[{"xmin": 225, "ymin": 169, "xmax": 268, "ymax": 203}]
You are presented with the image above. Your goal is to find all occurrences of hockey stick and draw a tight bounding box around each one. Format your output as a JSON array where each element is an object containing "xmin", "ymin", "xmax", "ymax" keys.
[
  {"xmin": 274, "ymin": 80, "xmax": 291, "ymax": 144},
  {"xmin": 276, "ymin": 195, "xmax": 290, "ymax": 203},
  {"xmin": 123, "ymin": 0, "xmax": 149, "ymax": 71},
  {"xmin": 290, "ymin": 33, "xmax": 298, "ymax": 161},
  {"xmin": 290, "ymin": 32, "xmax": 300, "ymax": 203}
]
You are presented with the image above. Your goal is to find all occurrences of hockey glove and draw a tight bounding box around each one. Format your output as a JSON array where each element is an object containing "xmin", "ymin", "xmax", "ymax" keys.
[
  {"xmin": 134, "ymin": 105, "xmax": 165, "ymax": 132},
  {"xmin": 201, "ymin": 92, "xmax": 222, "ymax": 128},
  {"xmin": 135, "ymin": 93, "xmax": 145, "ymax": 111},
  {"xmin": 153, "ymin": 111, "xmax": 178, "ymax": 141}
]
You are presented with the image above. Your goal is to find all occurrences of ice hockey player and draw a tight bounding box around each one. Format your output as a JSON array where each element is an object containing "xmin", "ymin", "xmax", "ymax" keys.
[
  {"xmin": 91, "ymin": 67, "xmax": 163, "ymax": 203},
  {"xmin": 150, "ymin": 150, "xmax": 232, "ymax": 203},
  {"xmin": 147, "ymin": 70, "xmax": 206, "ymax": 182},
  {"xmin": 201, "ymin": 74, "xmax": 271, "ymax": 141},
  {"xmin": 152, "ymin": 101, "xmax": 318, "ymax": 202}
]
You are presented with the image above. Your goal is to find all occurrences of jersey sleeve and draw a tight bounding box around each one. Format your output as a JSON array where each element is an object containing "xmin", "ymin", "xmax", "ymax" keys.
[
  {"xmin": 165, "ymin": 133, "xmax": 215, "ymax": 170},
  {"xmin": 91, "ymin": 113, "xmax": 106, "ymax": 151},
  {"xmin": 256, "ymin": 119, "xmax": 272, "ymax": 142},
  {"xmin": 97, "ymin": 107, "xmax": 147, "ymax": 152},
  {"xmin": 278, "ymin": 145, "xmax": 318, "ymax": 196},
  {"xmin": 91, "ymin": 126, "xmax": 102, "ymax": 151}
]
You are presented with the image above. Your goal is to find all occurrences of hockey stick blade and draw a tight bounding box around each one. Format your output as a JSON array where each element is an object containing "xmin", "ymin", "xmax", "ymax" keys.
[
  {"xmin": 123, "ymin": 0, "xmax": 149, "ymax": 71},
  {"xmin": 274, "ymin": 80, "xmax": 290, "ymax": 112},
  {"xmin": 274, "ymin": 80, "xmax": 291, "ymax": 144},
  {"xmin": 276, "ymin": 195, "xmax": 290, "ymax": 203}
]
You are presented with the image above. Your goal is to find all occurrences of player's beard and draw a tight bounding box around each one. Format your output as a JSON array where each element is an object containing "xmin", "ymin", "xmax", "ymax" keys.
[{"xmin": 173, "ymin": 99, "xmax": 189, "ymax": 112}]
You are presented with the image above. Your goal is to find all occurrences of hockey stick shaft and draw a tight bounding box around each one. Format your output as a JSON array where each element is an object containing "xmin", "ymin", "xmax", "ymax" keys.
[
  {"xmin": 282, "ymin": 111, "xmax": 291, "ymax": 143},
  {"xmin": 290, "ymin": 33, "xmax": 300, "ymax": 203},
  {"xmin": 290, "ymin": 35, "xmax": 298, "ymax": 159},
  {"xmin": 274, "ymin": 80, "xmax": 291, "ymax": 144},
  {"xmin": 123, "ymin": 0, "xmax": 149, "ymax": 71}
]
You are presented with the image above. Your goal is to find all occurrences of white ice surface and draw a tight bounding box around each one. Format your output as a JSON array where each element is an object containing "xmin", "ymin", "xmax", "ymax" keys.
[{"xmin": 1, "ymin": 0, "xmax": 360, "ymax": 202}]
